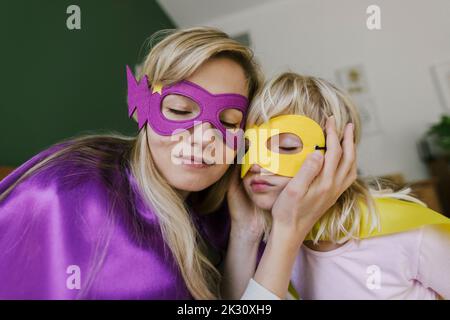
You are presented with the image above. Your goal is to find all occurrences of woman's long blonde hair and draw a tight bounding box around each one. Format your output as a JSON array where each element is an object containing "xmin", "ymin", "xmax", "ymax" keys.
[
  {"xmin": 0, "ymin": 27, "xmax": 263, "ymax": 299},
  {"xmin": 247, "ymin": 72, "xmax": 423, "ymax": 244}
]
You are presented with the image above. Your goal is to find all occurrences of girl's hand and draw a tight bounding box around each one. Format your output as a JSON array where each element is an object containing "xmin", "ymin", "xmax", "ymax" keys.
[
  {"xmin": 271, "ymin": 116, "xmax": 357, "ymax": 243},
  {"xmin": 222, "ymin": 167, "xmax": 265, "ymax": 299},
  {"xmin": 252, "ymin": 117, "xmax": 357, "ymax": 299},
  {"xmin": 227, "ymin": 166, "xmax": 265, "ymax": 243}
]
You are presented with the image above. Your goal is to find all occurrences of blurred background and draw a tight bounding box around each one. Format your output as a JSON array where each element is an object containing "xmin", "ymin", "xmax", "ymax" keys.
[{"xmin": 1, "ymin": 0, "xmax": 450, "ymax": 215}]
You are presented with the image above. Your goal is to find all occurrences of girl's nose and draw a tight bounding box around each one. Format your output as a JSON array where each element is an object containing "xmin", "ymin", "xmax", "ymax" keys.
[
  {"xmin": 249, "ymin": 163, "xmax": 274, "ymax": 176},
  {"xmin": 249, "ymin": 164, "xmax": 262, "ymax": 173}
]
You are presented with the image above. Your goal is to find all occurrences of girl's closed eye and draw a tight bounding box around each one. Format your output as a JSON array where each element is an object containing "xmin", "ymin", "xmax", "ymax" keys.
[
  {"xmin": 267, "ymin": 133, "xmax": 303, "ymax": 154},
  {"xmin": 279, "ymin": 145, "xmax": 299, "ymax": 152}
]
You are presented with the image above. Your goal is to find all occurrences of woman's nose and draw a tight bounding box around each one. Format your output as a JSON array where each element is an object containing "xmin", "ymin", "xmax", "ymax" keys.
[{"xmin": 189, "ymin": 121, "xmax": 217, "ymax": 148}]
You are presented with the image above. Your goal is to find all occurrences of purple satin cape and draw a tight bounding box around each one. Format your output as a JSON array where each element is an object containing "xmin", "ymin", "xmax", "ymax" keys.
[{"xmin": 0, "ymin": 140, "xmax": 230, "ymax": 299}]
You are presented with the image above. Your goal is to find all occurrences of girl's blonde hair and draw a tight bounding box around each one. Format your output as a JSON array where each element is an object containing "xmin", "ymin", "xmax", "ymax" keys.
[
  {"xmin": 247, "ymin": 72, "xmax": 423, "ymax": 244},
  {"xmin": 0, "ymin": 27, "xmax": 263, "ymax": 299}
]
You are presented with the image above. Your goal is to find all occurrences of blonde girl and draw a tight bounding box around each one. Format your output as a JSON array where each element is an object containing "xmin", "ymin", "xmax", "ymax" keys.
[{"xmin": 225, "ymin": 72, "xmax": 450, "ymax": 300}]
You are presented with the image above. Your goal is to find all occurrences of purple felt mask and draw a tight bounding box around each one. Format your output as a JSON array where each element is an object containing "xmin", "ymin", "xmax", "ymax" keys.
[{"xmin": 126, "ymin": 65, "xmax": 249, "ymax": 150}]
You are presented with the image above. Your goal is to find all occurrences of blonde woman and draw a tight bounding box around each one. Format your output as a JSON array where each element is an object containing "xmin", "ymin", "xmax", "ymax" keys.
[
  {"xmin": 0, "ymin": 27, "xmax": 263, "ymax": 299},
  {"xmin": 225, "ymin": 72, "xmax": 450, "ymax": 300}
]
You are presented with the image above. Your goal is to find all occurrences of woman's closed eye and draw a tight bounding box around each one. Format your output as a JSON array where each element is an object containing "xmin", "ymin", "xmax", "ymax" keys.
[
  {"xmin": 220, "ymin": 120, "xmax": 240, "ymax": 129},
  {"xmin": 219, "ymin": 108, "xmax": 243, "ymax": 131},
  {"xmin": 167, "ymin": 108, "xmax": 192, "ymax": 115},
  {"xmin": 162, "ymin": 105, "xmax": 198, "ymax": 120},
  {"xmin": 161, "ymin": 94, "xmax": 200, "ymax": 121}
]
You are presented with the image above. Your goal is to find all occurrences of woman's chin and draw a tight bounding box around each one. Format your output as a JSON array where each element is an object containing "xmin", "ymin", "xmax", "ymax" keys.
[
  {"xmin": 161, "ymin": 164, "xmax": 228, "ymax": 193},
  {"xmin": 170, "ymin": 179, "xmax": 215, "ymax": 193}
]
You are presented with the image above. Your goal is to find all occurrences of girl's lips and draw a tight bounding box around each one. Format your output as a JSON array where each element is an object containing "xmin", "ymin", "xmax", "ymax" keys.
[{"xmin": 249, "ymin": 178, "xmax": 274, "ymax": 192}]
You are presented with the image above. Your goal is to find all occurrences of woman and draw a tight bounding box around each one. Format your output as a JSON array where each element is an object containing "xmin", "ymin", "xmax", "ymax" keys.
[{"xmin": 0, "ymin": 27, "xmax": 263, "ymax": 299}]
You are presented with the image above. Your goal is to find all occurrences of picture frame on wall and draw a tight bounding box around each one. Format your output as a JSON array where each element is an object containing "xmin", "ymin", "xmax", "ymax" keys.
[
  {"xmin": 431, "ymin": 60, "xmax": 450, "ymax": 111},
  {"xmin": 335, "ymin": 64, "xmax": 370, "ymax": 95},
  {"xmin": 335, "ymin": 64, "xmax": 382, "ymax": 136}
]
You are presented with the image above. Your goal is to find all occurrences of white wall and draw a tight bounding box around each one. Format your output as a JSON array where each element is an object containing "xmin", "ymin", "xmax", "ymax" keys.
[
  {"xmin": 157, "ymin": 0, "xmax": 277, "ymax": 27},
  {"xmin": 178, "ymin": 0, "xmax": 450, "ymax": 181}
]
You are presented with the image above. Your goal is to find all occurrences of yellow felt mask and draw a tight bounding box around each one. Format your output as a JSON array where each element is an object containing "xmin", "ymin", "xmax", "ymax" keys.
[{"xmin": 241, "ymin": 115, "xmax": 326, "ymax": 178}]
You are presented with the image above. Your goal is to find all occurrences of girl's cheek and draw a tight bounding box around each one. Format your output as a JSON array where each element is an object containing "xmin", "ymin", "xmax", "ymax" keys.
[{"xmin": 277, "ymin": 177, "xmax": 291, "ymax": 189}]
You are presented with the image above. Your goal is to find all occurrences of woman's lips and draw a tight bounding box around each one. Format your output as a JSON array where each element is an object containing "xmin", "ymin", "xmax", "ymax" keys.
[
  {"xmin": 177, "ymin": 155, "xmax": 215, "ymax": 169},
  {"xmin": 183, "ymin": 163, "xmax": 211, "ymax": 169},
  {"xmin": 249, "ymin": 178, "xmax": 274, "ymax": 192}
]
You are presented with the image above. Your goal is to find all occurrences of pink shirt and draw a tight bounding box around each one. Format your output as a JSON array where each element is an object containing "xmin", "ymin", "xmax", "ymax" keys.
[{"xmin": 291, "ymin": 226, "xmax": 450, "ymax": 299}]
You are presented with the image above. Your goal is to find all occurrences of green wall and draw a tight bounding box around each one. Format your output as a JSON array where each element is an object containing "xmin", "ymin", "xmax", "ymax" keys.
[{"xmin": 0, "ymin": 0, "xmax": 175, "ymax": 166}]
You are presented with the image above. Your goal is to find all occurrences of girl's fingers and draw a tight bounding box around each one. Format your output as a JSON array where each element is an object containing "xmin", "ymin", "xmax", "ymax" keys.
[
  {"xmin": 335, "ymin": 123, "xmax": 356, "ymax": 184},
  {"xmin": 311, "ymin": 116, "xmax": 342, "ymax": 194},
  {"xmin": 318, "ymin": 116, "xmax": 343, "ymax": 181},
  {"xmin": 284, "ymin": 150, "xmax": 324, "ymax": 199},
  {"xmin": 337, "ymin": 152, "xmax": 358, "ymax": 194},
  {"xmin": 343, "ymin": 159, "xmax": 358, "ymax": 189}
]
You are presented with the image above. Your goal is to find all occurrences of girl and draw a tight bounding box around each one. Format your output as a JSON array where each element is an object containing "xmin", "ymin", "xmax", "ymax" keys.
[
  {"xmin": 0, "ymin": 27, "xmax": 263, "ymax": 299},
  {"xmin": 226, "ymin": 72, "xmax": 450, "ymax": 300}
]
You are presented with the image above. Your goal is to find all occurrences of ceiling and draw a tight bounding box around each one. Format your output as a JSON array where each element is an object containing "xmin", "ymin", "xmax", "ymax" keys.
[{"xmin": 157, "ymin": 0, "xmax": 280, "ymax": 26}]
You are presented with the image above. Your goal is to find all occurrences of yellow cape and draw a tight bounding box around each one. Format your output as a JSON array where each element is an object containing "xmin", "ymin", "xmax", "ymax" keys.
[{"xmin": 289, "ymin": 198, "xmax": 450, "ymax": 299}]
